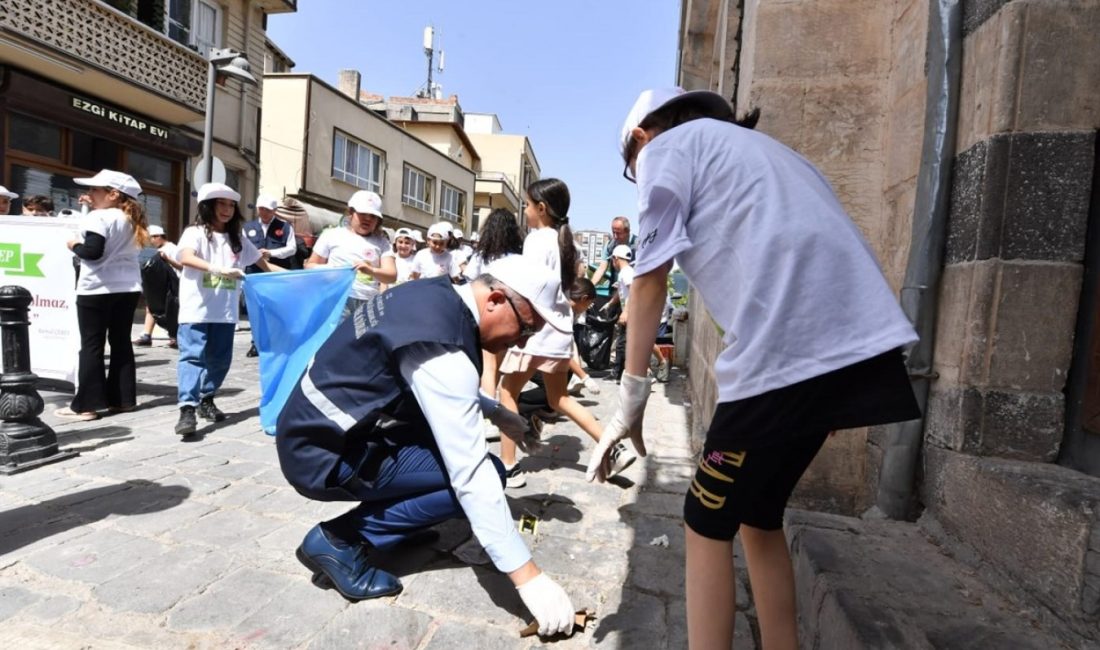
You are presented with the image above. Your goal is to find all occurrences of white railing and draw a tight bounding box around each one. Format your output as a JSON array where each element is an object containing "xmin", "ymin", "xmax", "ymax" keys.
[{"xmin": 1, "ymin": 0, "xmax": 207, "ymax": 111}]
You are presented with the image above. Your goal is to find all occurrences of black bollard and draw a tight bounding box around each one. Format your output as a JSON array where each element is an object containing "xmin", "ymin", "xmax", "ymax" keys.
[{"xmin": 0, "ymin": 285, "xmax": 77, "ymax": 474}]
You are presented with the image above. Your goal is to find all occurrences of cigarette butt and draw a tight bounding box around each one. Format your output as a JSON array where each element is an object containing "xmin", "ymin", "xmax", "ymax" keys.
[{"xmin": 519, "ymin": 608, "xmax": 595, "ymax": 638}]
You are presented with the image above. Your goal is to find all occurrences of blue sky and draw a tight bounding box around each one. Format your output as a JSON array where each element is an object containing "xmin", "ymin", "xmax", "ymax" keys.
[{"xmin": 266, "ymin": 1, "xmax": 680, "ymax": 233}]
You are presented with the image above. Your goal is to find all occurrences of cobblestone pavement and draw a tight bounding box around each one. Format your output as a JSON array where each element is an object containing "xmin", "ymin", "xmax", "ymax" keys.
[{"xmin": 0, "ymin": 327, "xmax": 759, "ymax": 648}]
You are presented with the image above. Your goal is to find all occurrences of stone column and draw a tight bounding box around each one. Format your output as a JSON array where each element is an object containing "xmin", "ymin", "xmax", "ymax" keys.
[{"xmin": 0, "ymin": 285, "xmax": 77, "ymax": 474}]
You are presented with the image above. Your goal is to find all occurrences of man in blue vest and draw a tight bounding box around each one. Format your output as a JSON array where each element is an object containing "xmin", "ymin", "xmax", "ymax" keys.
[
  {"xmin": 244, "ymin": 194, "xmax": 298, "ymax": 272},
  {"xmin": 276, "ymin": 256, "xmax": 579, "ymax": 637}
]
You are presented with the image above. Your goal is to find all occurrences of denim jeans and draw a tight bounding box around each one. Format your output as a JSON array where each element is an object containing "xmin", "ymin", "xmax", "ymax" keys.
[
  {"xmin": 326, "ymin": 425, "xmax": 506, "ymax": 549},
  {"xmin": 176, "ymin": 322, "xmax": 236, "ymax": 407}
]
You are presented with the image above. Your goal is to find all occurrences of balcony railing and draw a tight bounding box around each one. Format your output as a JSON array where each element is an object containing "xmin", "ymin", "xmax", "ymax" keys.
[
  {"xmin": 254, "ymin": 0, "xmax": 297, "ymax": 13},
  {"xmin": 1, "ymin": 0, "xmax": 207, "ymax": 112}
]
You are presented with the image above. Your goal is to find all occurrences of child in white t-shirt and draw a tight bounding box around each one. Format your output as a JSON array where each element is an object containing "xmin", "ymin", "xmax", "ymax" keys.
[
  {"xmin": 305, "ymin": 191, "xmax": 396, "ymax": 319},
  {"xmin": 174, "ymin": 182, "xmax": 279, "ymax": 437},
  {"xmin": 387, "ymin": 227, "xmax": 420, "ymax": 287},
  {"xmin": 588, "ymin": 88, "xmax": 921, "ymax": 649},
  {"xmin": 410, "ymin": 222, "xmax": 459, "ymax": 280}
]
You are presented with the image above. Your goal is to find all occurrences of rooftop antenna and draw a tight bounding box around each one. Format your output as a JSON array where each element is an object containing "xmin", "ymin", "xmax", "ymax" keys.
[{"xmin": 417, "ymin": 25, "xmax": 445, "ymax": 99}]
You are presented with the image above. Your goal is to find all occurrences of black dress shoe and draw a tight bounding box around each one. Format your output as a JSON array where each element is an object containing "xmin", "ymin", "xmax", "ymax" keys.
[{"xmin": 296, "ymin": 524, "xmax": 402, "ymax": 601}]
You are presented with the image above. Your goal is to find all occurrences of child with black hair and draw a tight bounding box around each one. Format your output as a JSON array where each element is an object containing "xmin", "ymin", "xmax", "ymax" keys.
[
  {"xmin": 587, "ymin": 88, "xmax": 920, "ymax": 649},
  {"xmin": 174, "ymin": 182, "xmax": 279, "ymax": 437}
]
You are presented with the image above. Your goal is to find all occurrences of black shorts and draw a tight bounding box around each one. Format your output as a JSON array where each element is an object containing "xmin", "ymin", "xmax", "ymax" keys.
[{"xmin": 682, "ymin": 348, "xmax": 920, "ymax": 539}]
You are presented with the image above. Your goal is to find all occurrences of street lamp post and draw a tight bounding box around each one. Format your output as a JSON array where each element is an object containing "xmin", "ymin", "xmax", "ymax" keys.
[{"xmin": 200, "ymin": 48, "xmax": 258, "ymax": 185}]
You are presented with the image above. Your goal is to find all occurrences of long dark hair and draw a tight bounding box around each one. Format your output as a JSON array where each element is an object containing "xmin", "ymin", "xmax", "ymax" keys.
[
  {"xmin": 196, "ymin": 200, "xmax": 245, "ymax": 253},
  {"xmin": 526, "ymin": 178, "xmax": 576, "ymax": 290},
  {"xmin": 622, "ymin": 98, "xmax": 761, "ymax": 166},
  {"xmin": 476, "ymin": 208, "xmax": 523, "ymax": 264}
]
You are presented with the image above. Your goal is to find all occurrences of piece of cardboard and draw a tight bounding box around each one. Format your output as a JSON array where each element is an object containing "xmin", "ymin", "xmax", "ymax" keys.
[{"xmin": 519, "ymin": 609, "xmax": 595, "ymax": 638}]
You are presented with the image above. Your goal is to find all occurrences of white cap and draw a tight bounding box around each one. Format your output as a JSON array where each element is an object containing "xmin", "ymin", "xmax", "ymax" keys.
[
  {"xmin": 427, "ymin": 222, "xmax": 452, "ymax": 240},
  {"xmin": 619, "ymin": 88, "xmax": 732, "ymax": 156},
  {"xmin": 74, "ymin": 169, "xmax": 143, "ymax": 199},
  {"xmin": 197, "ymin": 182, "xmax": 240, "ymax": 203},
  {"xmin": 452, "ymin": 227, "xmax": 464, "ymax": 238},
  {"xmin": 409, "ymin": 229, "xmax": 425, "ymax": 243},
  {"xmin": 394, "ymin": 227, "xmax": 418, "ymax": 242},
  {"xmin": 348, "ymin": 190, "xmax": 382, "ymax": 217},
  {"xmin": 255, "ymin": 194, "xmax": 278, "ymax": 211},
  {"xmin": 486, "ymin": 254, "xmax": 572, "ymax": 333},
  {"xmin": 148, "ymin": 225, "xmax": 166, "ymax": 236},
  {"xmin": 0, "ymin": 186, "xmax": 17, "ymax": 199},
  {"xmin": 468, "ymin": 230, "xmax": 480, "ymax": 242},
  {"xmin": 611, "ymin": 244, "xmax": 634, "ymax": 261}
]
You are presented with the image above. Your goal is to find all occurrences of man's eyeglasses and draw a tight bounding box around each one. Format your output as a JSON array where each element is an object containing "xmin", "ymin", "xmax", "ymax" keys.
[
  {"xmin": 622, "ymin": 162, "xmax": 636, "ymax": 184},
  {"xmin": 497, "ymin": 287, "xmax": 539, "ymax": 338}
]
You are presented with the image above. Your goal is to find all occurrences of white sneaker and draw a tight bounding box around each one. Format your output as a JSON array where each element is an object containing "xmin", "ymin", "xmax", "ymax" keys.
[
  {"xmin": 583, "ymin": 376, "xmax": 601, "ymax": 395},
  {"xmin": 567, "ymin": 375, "xmax": 584, "ymax": 396},
  {"xmin": 607, "ymin": 443, "xmax": 637, "ymax": 478},
  {"xmin": 504, "ymin": 463, "xmax": 526, "ymax": 489},
  {"xmin": 483, "ymin": 418, "xmax": 500, "ymax": 442}
]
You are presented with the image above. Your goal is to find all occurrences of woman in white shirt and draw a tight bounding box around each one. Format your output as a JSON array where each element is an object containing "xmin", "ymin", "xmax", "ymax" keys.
[
  {"xmin": 306, "ymin": 190, "xmax": 396, "ymax": 319},
  {"xmin": 174, "ymin": 183, "xmax": 279, "ymax": 437},
  {"xmin": 409, "ymin": 222, "xmax": 458, "ymax": 280},
  {"xmin": 496, "ymin": 179, "xmax": 635, "ymax": 488},
  {"xmin": 55, "ymin": 170, "xmax": 149, "ymax": 421}
]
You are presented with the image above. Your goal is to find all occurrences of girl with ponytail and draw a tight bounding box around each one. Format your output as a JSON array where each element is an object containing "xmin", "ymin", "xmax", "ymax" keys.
[{"xmin": 495, "ymin": 178, "xmax": 635, "ymax": 488}]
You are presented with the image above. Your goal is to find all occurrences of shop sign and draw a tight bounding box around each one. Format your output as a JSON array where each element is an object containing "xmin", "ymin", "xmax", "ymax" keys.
[{"xmin": 70, "ymin": 96, "xmax": 170, "ymax": 139}]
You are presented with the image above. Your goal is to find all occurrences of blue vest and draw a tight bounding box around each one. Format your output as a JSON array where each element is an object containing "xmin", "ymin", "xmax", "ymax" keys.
[
  {"xmin": 275, "ymin": 276, "xmax": 482, "ymax": 501},
  {"xmin": 244, "ymin": 217, "xmax": 292, "ymax": 271}
]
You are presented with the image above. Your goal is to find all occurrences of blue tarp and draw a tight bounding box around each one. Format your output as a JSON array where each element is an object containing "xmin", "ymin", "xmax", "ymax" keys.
[{"xmin": 242, "ymin": 268, "xmax": 354, "ymax": 434}]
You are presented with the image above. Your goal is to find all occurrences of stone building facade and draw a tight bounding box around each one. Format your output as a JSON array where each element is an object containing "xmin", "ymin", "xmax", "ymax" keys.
[{"xmin": 676, "ymin": 0, "xmax": 1099, "ymax": 644}]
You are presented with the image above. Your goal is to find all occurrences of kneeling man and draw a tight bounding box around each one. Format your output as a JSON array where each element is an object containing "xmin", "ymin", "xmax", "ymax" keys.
[{"xmin": 276, "ymin": 257, "xmax": 577, "ymax": 637}]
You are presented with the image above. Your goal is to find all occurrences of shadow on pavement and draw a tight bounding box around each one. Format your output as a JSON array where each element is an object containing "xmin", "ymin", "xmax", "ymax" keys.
[
  {"xmin": 55, "ymin": 424, "xmax": 134, "ymax": 453},
  {"xmin": 0, "ymin": 480, "xmax": 192, "ymax": 557}
]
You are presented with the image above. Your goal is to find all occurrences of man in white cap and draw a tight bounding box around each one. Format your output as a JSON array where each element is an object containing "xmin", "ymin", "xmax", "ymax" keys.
[
  {"xmin": 276, "ymin": 255, "xmax": 578, "ymax": 638},
  {"xmin": 0, "ymin": 186, "xmax": 18, "ymax": 215},
  {"xmin": 244, "ymin": 194, "xmax": 297, "ymax": 271}
]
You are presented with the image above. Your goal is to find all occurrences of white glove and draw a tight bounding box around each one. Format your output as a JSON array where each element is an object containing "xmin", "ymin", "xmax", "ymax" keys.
[
  {"xmin": 582, "ymin": 376, "xmax": 601, "ymax": 395},
  {"xmin": 488, "ymin": 404, "xmax": 540, "ymax": 454},
  {"xmin": 516, "ymin": 573, "xmax": 575, "ymax": 637},
  {"xmin": 585, "ymin": 373, "xmax": 650, "ymax": 483}
]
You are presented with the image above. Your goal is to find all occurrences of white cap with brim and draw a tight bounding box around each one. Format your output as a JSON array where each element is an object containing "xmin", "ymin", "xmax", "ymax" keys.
[
  {"xmin": 0, "ymin": 186, "xmax": 17, "ymax": 199},
  {"xmin": 74, "ymin": 169, "xmax": 143, "ymax": 199},
  {"xmin": 486, "ymin": 254, "xmax": 572, "ymax": 333},
  {"xmin": 255, "ymin": 194, "xmax": 279, "ymax": 211},
  {"xmin": 197, "ymin": 182, "xmax": 240, "ymax": 203},
  {"xmin": 611, "ymin": 244, "xmax": 634, "ymax": 262},
  {"xmin": 148, "ymin": 225, "xmax": 166, "ymax": 236},
  {"xmin": 452, "ymin": 227, "xmax": 464, "ymax": 238},
  {"xmin": 348, "ymin": 190, "xmax": 383, "ymax": 217},
  {"xmin": 427, "ymin": 222, "xmax": 452, "ymax": 240},
  {"xmin": 619, "ymin": 88, "xmax": 733, "ymax": 156}
]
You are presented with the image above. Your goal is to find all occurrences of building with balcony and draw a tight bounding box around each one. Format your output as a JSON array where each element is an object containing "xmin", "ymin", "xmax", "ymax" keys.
[
  {"xmin": 0, "ymin": 0, "xmax": 295, "ymax": 236},
  {"xmin": 464, "ymin": 112, "xmax": 540, "ymax": 233},
  {"xmin": 258, "ymin": 73, "xmax": 475, "ymax": 234}
]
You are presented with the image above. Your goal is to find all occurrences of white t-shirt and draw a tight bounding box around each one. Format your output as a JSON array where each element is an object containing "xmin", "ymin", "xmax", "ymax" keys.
[
  {"xmin": 511, "ymin": 227, "xmax": 572, "ymax": 359},
  {"xmin": 158, "ymin": 241, "xmax": 182, "ymax": 277},
  {"xmin": 634, "ymin": 118, "xmax": 917, "ymax": 403},
  {"xmin": 177, "ymin": 226, "xmax": 262, "ymax": 324},
  {"xmin": 617, "ymin": 264, "xmax": 635, "ymax": 305},
  {"xmin": 76, "ymin": 208, "xmax": 142, "ymax": 295},
  {"xmin": 411, "ymin": 248, "xmax": 457, "ymax": 280},
  {"xmin": 312, "ymin": 227, "xmax": 394, "ymax": 300},
  {"xmin": 463, "ymin": 252, "xmax": 485, "ymax": 280},
  {"xmin": 393, "ymin": 252, "xmax": 416, "ymax": 284}
]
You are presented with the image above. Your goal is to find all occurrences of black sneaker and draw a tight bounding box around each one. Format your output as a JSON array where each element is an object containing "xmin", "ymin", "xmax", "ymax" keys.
[
  {"xmin": 133, "ymin": 334, "xmax": 152, "ymax": 347},
  {"xmin": 175, "ymin": 406, "xmax": 197, "ymax": 437},
  {"xmin": 198, "ymin": 397, "xmax": 226, "ymax": 422},
  {"xmin": 246, "ymin": 342, "xmax": 259, "ymax": 358}
]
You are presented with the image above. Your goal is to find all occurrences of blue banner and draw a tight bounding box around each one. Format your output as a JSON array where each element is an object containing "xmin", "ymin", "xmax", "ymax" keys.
[{"xmin": 243, "ymin": 268, "xmax": 354, "ymax": 434}]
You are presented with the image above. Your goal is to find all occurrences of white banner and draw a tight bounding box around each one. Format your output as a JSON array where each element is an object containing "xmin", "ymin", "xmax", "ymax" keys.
[{"xmin": 0, "ymin": 216, "xmax": 81, "ymax": 385}]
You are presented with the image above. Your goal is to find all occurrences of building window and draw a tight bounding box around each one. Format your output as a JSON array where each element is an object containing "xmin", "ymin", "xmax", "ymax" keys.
[
  {"xmin": 8, "ymin": 114, "xmax": 62, "ymax": 160},
  {"xmin": 440, "ymin": 183, "xmax": 465, "ymax": 222},
  {"xmin": 165, "ymin": 0, "xmax": 222, "ymax": 55},
  {"xmin": 402, "ymin": 165, "xmax": 433, "ymax": 213},
  {"xmin": 332, "ymin": 132, "xmax": 384, "ymax": 194}
]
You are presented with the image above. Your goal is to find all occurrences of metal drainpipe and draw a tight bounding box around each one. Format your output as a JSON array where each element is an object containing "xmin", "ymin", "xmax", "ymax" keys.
[{"xmin": 873, "ymin": 0, "xmax": 962, "ymax": 520}]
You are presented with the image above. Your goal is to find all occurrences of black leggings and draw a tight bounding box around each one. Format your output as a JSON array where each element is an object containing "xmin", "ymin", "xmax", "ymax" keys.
[{"xmin": 71, "ymin": 292, "xmax": 141, "ymax": 412}]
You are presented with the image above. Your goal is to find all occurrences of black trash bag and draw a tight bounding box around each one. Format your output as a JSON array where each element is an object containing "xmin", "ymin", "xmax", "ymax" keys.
[
  {"xmin": 580, "ymin": 305, "xmax": 616, "ymax": 371},
  {"xmin": 141, "ymin": 254, "xmax": 179, "ymax": 339}
]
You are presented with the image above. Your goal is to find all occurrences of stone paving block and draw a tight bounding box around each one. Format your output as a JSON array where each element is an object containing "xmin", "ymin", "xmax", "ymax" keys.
[
  {"xmin": 528, "ymin": 533, "xmax": 627, "ymax": 585},
  {"xmin": 233, "ymin": 573, "xmax": 347, "ymax": 648},
  {"xmin": 23, "ymin": 528, "xmax": 166, "ymax": 584},
  {"xmin": 155, "ymin": 472, "xmax": 231, "ymax": 497},
  {"xmin": 628, "ymin": 514, "xmax": 685, "ymax": 553},
  {"xmin": 169, "ymin": 509, "xmax": 284, "ymax": 549},
  {"xmin": 193, "ymin": 481, "xmax": 275, "ymax": 509},
  {"xmin": 167, "ymin": 567, "xmax": 295, "ymax": 631},
  {"xmin": 252, "ymin": 467, "xmax": 293, "ymax": 487},
  {"xmin": 589, "ymin": 587, "xmax": 667, "ymax": 648},
  {"xmin": 245, "ymin": 486, "xmax": 316, "ymax": 519},
  {"xmin": 202, "ymin": 439, "xmax": 277, "ymax": 464},
  {"xmin": 397, "ymin": 565, "xmax": 526, "ymax": 629},
  {"xmin": 173, "ymin": 454, "xmax": 231, "ymax": 471},
  {"xmin": 626, "ymin": 545, "xmax": 684, "ymax": 598},
  {"xmin": 3, "ymin": 475, "xmax": 96, "ymax": 501},
  {"xmin": 94, "ymin": 547, "xmax": 234, "ymax": 614},
  {"xmin": 68, "ymin": 458, "xmax": 175, "ymax": 483},
  {"xmin": 309, "ymin": 599, "xmax": 432, "ymax": 649},
  {"xmin": 0, "ymin": 585, "xmax": 36, "ymax": 622},
  {"xmin": 109, "ymin": 499, "xmax": 218, "ymax": 537},
  {"xmin": 0, "ymin": 517, "xmax": 94, "ymax": 566},
  {"xmin": 423, "ymin": 621, "xmax": 524, "ymax": 649},
  {"xmin": 23, "ymin": 594, "xmax": 82, "ymax": 621},
  {"xmin": 622, "ymin": 490, "xmax": 685, "ymax": 519}
]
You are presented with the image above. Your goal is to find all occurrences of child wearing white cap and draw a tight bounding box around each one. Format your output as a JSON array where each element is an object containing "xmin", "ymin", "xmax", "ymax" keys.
[
  {"xmin": 388, "ymin": 228, "xmax": 420, "ymax": 285},
  {"xmin": 173, "ymin": 182, "xmax": 281, "ymax": 437},
  {"xmin": 55, "ymin": 170, "xmax": 150, "ymax": 421},
  {"xmin": 409, "ymin": 222, "xmax": 460, "ymax": 280},
  {"xmin": 305, "ymin": 190, "xmax": 396, "ymax": 319},
  {"xmin": 589, "ymin": 88, "xmax": 920, "ymax": 649},
  {"xmin": 0, "ymin": 185, "xmax": 17, "ymax": 215},
  {"xmin": 133, "ymin": 225, "xmax": 183, "ymax": 349}
]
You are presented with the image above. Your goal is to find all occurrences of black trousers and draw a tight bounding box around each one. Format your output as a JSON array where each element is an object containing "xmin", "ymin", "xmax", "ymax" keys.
[
  {"xmin": 71, "ymin": 292, "xmax": 141, "ymax": 412},
  {"xmin": 612, "ymin": 323, "xmax": 627, "ymax": 381}
]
